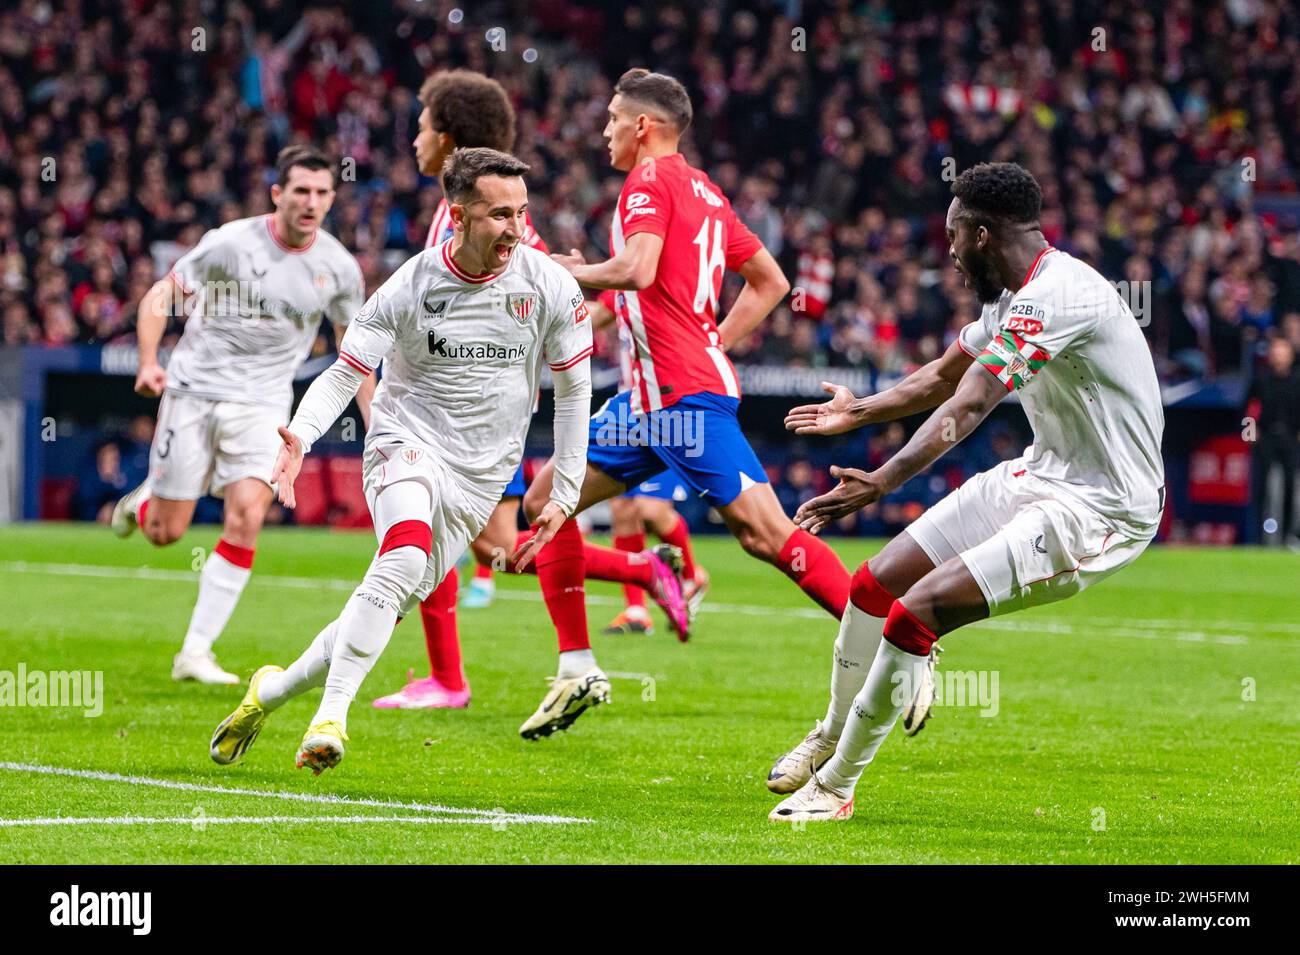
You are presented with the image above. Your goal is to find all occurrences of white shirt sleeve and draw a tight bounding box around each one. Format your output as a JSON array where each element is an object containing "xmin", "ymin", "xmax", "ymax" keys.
[
  {"xmin": 976, "ymin": 282, "xmax": 1092, "ymax": 392},
  {"xmin": 169, "ymin": 226, "xmax": 232, "ymax": 294},
  {"xmin": 543, "ymin": 271, "xmax": 594, "ymax": 515},
  {"xmin": 286, "ymin": 359, "xmax": 366, "ymax": 454},
  {"xmin": 335, "ymin": 261, "xmax": 409, "ymax": 375},
  {"xmin": 327, "ymin": 256, "xmax": 367, "ymax": 328}
]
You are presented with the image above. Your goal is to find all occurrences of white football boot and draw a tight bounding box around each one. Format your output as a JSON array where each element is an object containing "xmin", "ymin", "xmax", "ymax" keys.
[
  {"xmin": 766, "ymin": 719, "xmax": 839, "ymax": 794},
  {"xmin": 901, "ymin": 645, "xmax": 942, "ymax": 737},
  {"xmin": 518, "ymin": 667, "xmax": 611, "ymax": 740},
  {"xmin": 110, "ymin": 480, "xmax": 151, "ymax": 538},
  {"xmin": 172, "ymin": 650, "xmax": 241, "ymax": 685},
  {"xmin": 769, "ymin": 770, "xmax": 855, "ymax": 823}
]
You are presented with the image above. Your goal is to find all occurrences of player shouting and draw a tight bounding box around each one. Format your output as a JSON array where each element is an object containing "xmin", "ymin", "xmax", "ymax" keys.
[
  {"xmin": 111, "ymin": 146, "xmax": 370, "ymax": 686},
  {"xmin": 209, "ymin": 147, "xmax": 595, "ymax": 774},
  {"xmin": 519, "ymin": 69, "xmax": 856, "ymax": 737},
  {"xmin": 372, "ymin": 69, "xmax": 686, "ymax": 711},
  {"xmin": 768, "ymin": 163, "xmax": 1165, "ymax": 822}
]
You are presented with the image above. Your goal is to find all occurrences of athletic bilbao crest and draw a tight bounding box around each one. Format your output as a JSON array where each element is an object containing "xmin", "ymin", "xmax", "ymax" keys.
[
  {"xmin": 401, "ymin": 447, "xmax": 424, "ymax": 465},
  {"xmin": 506, "ymin": 292, "xmax": 538, "ymax": 325}
]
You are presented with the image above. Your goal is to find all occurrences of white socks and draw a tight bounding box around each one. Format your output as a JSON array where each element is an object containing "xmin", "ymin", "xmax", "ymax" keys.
[
  {"xmin": 818, "ymin": 639, "xmax": 930, "ymax": 794},
  {"xmin": 257, "ymin": 619, "xmax": 338, "ymax": 711},
  {"xmin": 558, "ymin": 648, "xmax": 596, "ymax": 679},
  {"xmin": 180, "ymin": 549, "xmax": 251, "ymax": 656},
  {"xmin": 822, "ymin": 602, "xmax": 885, "ymax": 739},
  {"xmin": 310, "ymin": 545, "xmax": 426, "ymax": 729}
]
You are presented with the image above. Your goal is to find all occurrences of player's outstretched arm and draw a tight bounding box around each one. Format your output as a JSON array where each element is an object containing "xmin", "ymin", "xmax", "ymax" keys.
[
  {"xmin": 716, "ymin": 248, "xmax": 790, "ymax": 351},
  {"xmin": 553, "ymin": 233, "xmax": 665, "ymax": 291},
  {"xmin": 785, "ymin": 337, "xmax": 976, "ymax": 436},
  {"xmin": 275, "ymin": 358, "xmax": 367, "ymax": 508},
  {"xmin": 794, "ymin": 361, "xmax": 1006, "ymax": 534},
  {"xmin": 511, "ymin": 355, "xmax": 592, "ymax": 571}
]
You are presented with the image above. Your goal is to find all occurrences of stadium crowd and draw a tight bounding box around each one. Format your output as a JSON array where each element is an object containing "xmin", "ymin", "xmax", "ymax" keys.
[{"xmin": 2, "ymin": 0, "xmax": 1299, "ymax": 382}]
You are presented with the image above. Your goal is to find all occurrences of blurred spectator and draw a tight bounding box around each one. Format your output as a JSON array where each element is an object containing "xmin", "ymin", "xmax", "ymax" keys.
[
  {"xmin": 75, "ymin": 439, "xmax": 131, "ymax": 524},
  {"xmin": 1246, "ymin": 336, "xmax": 1300, "ymax": 544}
]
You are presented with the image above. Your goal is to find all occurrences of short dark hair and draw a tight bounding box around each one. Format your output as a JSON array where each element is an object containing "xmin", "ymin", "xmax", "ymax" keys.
[
  {"xmin": 275, "ymin": 145, "xmax": 333, "ymax": 187},
  {"xmin": 615, "ymin": 68, "xmax": 692, "ymax": 133},
  {"xmin": 951, "ymin": 162, "xmax": 1042, "ymax": 230},
  {"xmin": 441, "ymin": 147, "xmax": 529, "ymax": 203},
  {"xmin": 418, "ymin": 70, "xmax": 516, "ymax": 152}
]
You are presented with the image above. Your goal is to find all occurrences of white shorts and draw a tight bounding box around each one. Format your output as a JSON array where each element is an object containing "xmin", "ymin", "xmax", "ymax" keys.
[
  {"xmin": 362, "ymin": 439, "xmax": 502, "ymax": 617},
  {"xmin": 149, "ymin": 392, "xmax": 286, "ymax": 500},
  {"xmin": 904, "ymin": 458, "xmax": 1152, "ymax": 617}
]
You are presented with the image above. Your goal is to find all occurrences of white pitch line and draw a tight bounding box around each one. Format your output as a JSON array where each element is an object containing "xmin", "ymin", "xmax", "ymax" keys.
[
  {"xmin": 0, "ymin": 762, "xmax": 592, "ymax": 825},
  {"xmin": 4, "ymin": 559, "xmax": 1291, "ymax": 640},
  {"xmin": 0, "ymin": 815, "xmax": 519, "ymax": 827}
]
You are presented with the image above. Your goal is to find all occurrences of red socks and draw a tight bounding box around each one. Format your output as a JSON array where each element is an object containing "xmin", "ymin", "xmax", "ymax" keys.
[
  {"xmin": 514, "ymin": 528, "xmax": 653, "ymax": 588},
  {"xmin": 583, "ymin": 539, "xmax": 652, "ymax": 586},
  {"xmin": 613, "ymin": 532, "xmax": 647, "ymax": 608},
  {"xmin": 535, "ymin": 518, "xmax": 589, "ymax": 652},
  {"xmin": 883, "ymin": 599, "xmax": 938, "ymax": 656},
  {"xmin": 214, "ymin": 537, "xmax": 255, "ymax": 569},
  {"xmin": 658, "ymin": 514, "xmax": 696, "ymax": 580},
  {"xmin": 474, "ymin": 563, "xmax": 493, "ymax": 582},
  {"xmin": 776, "ymin": 528, "xmax": 849, "ymax": 618},
  {"xmin": 419, "ymin": 568, "xmax": 465, "ymax": 690},
  {"xmin": 848, "ymin": 561, "xmax": 894, "ymax": 617},
  {"xmin": 137, "ymin": 497, "xmax": 151, "ymax": 528}
]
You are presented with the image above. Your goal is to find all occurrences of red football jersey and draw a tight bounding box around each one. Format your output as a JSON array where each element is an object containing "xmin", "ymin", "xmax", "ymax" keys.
[
  {"xmin": 612, "ymin": 153, "xmax": 762, "ymax": 413},
  {"xmin": 425, "ymin": 198, "xmax": 549, "ymax": 252}
]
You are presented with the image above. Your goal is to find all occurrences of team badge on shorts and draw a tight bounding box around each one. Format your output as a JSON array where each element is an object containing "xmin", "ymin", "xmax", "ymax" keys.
[
  {"xmin": 401, "ymin": 448, "xmax": 424, "ymax": 465},
  {"xmin": 506, "ymin": 293, "xmax": 538, "ymax": 325}
]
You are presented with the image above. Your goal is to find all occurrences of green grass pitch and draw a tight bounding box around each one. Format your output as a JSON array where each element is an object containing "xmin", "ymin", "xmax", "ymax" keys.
[{"xmin": 0, "ymin": 522, "xmax": 1296, "ymax": 864}]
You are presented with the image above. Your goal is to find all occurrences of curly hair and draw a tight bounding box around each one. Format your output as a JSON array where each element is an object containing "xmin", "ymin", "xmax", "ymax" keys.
[
  {"xmin": 418, "ymin": 70, "xmax": 516, "ymax": 152},
  {"xmin": 951, "ymin": 162, "xmax": 1042, "ymax": 229}
]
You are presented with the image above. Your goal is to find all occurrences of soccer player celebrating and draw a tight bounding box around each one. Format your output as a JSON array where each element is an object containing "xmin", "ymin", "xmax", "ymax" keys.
[
  {"xmin": 111, "ymin": 146, "xmax": 370, "ymax": 686},
  {"xmin": 518, "ymin": 69, "xmax": 854, "ymax": 737},
  {"xmin": 767, "ymin": 163, "xmax": 1165, "ymax": 822},
  {"xmin": 209, "ymin": 147, "xmax": 594, "ymax": 774},
  {"xmin": 372, "ymin": 69, "xmax": 685, "ymax": 710}
]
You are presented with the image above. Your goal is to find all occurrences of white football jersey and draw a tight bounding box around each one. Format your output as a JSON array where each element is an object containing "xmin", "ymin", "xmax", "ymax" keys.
[
  {"xmin": 336, "ymin": 240, "xmax": 594, "ymax": 488},
  {"xmin": 166, "ymin": 215, "xmax": 364, "ymax": 409},
  {"xmin": 958, "ymin": 248, "xmax": 1165, "ymax": 538}
]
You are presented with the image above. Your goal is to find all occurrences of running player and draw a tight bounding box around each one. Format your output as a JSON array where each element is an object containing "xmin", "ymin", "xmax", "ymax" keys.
[
  {"xmin": 209, "ymin": 148, "xmax": 593, "ymax": 773},
  {"xmin": 372, "ymin": 70, "xmax": 685, "ymax": 710},
  {"xmin": 767, "ymin": 163, "xmax": 1165, "ymax": 822},
  {"xmin": 111, "ymin": 146, "xmax": 370, "ymax": 685},
  {"xmin": 590, "ymin": 289, "xmax": 707, "ymax": 637},
  {"xmin": 518, "ymin": 69, "xmax": 854, "ymax": 737}
]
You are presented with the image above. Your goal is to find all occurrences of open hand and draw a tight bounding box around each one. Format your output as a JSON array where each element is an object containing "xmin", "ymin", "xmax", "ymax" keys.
[
  {"xmin": 270, "ymin": 426, "xmax": 305, "ymax": 509},
  {"xmin": 785, "ymin": 382, "xmax": 859, "ymax": 436},
  {"xmin": 511, "ymin": 501, "xmax": 567, "ymax": 572},
  {"xmin": 793, "ymin": 465, "xmax": 884, "ymax": 534}
]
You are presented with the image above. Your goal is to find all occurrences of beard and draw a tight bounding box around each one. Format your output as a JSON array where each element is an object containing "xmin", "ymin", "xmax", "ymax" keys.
[{"xmin": 960, "ymin": 252, "xmax": 1005, "ymax": 304}]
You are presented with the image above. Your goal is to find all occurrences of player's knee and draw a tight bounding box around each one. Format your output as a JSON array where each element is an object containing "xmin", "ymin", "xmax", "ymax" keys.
[
  {"xmin": 222, "ymin": 509, "xmax": 262, "ymax": 548},
  {"xmin": 522, "ymin": 485, "xmax": 546, "ymax": 523},
  {"xmin": 849, "ymin": 561, "xmax": 895, "ymax": 618},
  {"xmin": 735, "ymin": 523, "xmax": 780, "ymax": 562},
  {"xmin": 470, "ymin": 534, "xmax": 505, "ymax": 570},
  {"xmin": 366, "ymin": 545, "xmax": 427, "ymax": 607},
  {"xmin": 144, "ymin": 517, "xmax": 184, "ymax": 547}
]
